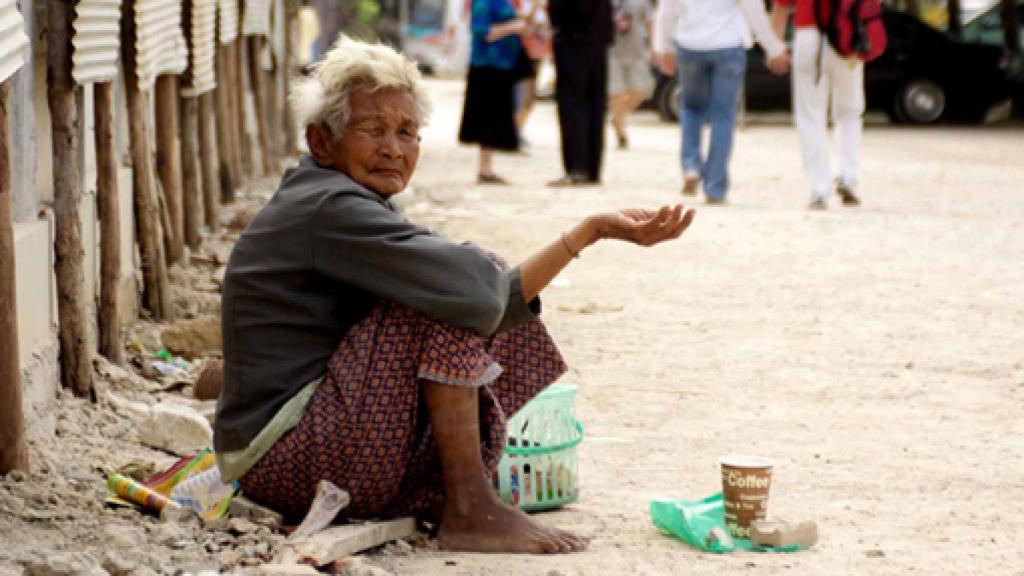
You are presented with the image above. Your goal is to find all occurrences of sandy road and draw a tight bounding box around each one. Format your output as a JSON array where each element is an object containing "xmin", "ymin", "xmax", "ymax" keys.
[{"xmin": 374, "ymin": 78, "xmax": 1024, "ymax": 575}]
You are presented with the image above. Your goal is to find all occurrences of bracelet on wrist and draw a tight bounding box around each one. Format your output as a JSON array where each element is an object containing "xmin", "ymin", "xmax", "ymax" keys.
[{"xmin": 561, "ymin": 232, "xmax": 580, "ymax": 259}]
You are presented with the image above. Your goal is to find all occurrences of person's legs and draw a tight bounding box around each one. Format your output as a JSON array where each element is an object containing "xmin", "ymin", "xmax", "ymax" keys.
[
  {"xmin": 792, "ymin": 28, "xmax": 833, "ymax": 205},
  {"xmin": 829, "ymin": 51, "xmax": 864, "ymax": 200},
  {"xmin": 584, "ymin": 43, "xmax": 608, "ymax": 181},
  {"xmin": 553, "ymin": 39, "xmax": 591, "ymax": 178},
  {"xmin": 679, "ymin": 47, "xmax": 710, "ymax": 189},
  {"xmin": 427, "ymin": 381, "xmax": 587, "ymax": 553},
  {"xmin": 610, "ymin": 92, "xmax": 628, "ymax": 146},
  {"xmin": 703, "ymin": 47, "xmax": 746, "ymax": 201}
]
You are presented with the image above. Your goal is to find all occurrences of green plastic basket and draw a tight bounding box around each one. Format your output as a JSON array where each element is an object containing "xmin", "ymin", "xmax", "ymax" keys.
[{"xmin": 495, "ymin": 384, "xmax": 583, "ymax": 511}]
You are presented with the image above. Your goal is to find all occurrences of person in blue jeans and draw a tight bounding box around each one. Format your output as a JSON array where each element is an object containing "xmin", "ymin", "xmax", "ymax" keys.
[{"xmin": 653, "ymin": 0, "xmax": 789, "ymax": 204}]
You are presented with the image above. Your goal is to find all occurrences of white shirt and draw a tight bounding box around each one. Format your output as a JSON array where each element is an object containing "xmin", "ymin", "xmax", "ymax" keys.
[{"xmin": 653, "ymin": 0, "xmax": 785, "ymax": 59}]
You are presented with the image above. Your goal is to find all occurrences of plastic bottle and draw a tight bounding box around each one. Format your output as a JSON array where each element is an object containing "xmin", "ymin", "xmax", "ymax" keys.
[{"xmin": 170, "ymin": 466, "xmax": 236, "ymax": 516}]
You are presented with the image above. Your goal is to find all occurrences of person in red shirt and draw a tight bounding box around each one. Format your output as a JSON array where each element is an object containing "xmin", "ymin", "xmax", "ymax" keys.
[{"xmin": 772, "ymin": 0, "xmax": 863, "ymax": 210}]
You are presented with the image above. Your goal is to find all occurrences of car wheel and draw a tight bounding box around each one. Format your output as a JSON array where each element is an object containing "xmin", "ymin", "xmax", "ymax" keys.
[
  {"xmin": 657, "ymin": 76, "xmax": 682, "ymax": 123},
  {"xmin": 895, "ymin": 79, "xmax": 946, "ymax": 124}
]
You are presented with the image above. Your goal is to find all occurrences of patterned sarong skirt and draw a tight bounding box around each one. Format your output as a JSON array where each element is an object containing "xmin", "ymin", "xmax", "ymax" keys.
[{"xmin": 238, "ymin": 300, "xmax": 568, "ymax": 523}]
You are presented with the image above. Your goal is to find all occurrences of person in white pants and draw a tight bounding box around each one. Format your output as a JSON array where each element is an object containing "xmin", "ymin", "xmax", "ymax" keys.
[{"xmin": 773, "ymin": 0, "xmax": 863, "ymax": 209}]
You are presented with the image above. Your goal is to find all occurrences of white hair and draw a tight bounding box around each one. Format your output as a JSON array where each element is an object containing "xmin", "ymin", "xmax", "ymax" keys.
[{"xmin": 291, "ymin": 36, "xmax": 432, "ymax": 134}]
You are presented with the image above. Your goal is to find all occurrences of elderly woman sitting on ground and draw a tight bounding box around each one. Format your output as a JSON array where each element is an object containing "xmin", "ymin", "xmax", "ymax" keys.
[{"xmin": 214, "ymin": 37, "xmax": 695, "ymax": 554}]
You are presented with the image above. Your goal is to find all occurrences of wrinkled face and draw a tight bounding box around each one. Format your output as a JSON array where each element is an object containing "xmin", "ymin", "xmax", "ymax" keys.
[{"xmin": 308, "ymin": 86, "xmax": 420, "ymax": 198}]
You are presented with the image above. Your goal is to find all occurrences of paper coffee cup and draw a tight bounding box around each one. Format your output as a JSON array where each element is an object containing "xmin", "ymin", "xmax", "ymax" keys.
[{"xmin": 719, "ymin": 455, "xmax": 773, "ymax": 539}]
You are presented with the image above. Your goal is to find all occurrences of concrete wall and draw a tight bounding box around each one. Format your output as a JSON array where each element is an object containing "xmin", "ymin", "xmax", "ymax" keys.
[{"xmin": 8, "ymin": 0, "xmax": 138, "ymax": 442}]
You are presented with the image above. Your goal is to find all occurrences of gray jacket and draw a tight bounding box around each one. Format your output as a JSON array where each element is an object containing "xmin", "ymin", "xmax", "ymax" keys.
[{"xmin": 215, "ymin": 157, "xmax": 538, "ymax": 452}]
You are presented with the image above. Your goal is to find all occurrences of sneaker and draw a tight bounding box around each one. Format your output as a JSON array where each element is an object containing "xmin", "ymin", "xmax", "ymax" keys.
[
  {"xmin": 682, "ymin": 171, "xmax": 700, "ymax": 196},
  {"xmin": 808, "ymin": 197, "xmax": 827, "ymax": 211},
  {"xmin": 836, "ymin": 181, "xmax": 861, "ymax": 206}
]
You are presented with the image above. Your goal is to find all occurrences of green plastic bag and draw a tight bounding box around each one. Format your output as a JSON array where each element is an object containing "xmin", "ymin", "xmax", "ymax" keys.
[{"xmin": 650, "ymin": 493, "xmax": 803, "ymax": 554}]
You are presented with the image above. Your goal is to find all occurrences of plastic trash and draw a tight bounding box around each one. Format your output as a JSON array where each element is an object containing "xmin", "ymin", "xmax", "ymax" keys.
[
  {"xmin": 155, "ymin": 349, "xmax": 191, "ymax": 371},
  {"xmin": 170, "ymin": 465, "xmax": 239, "ymax": 520},
  {"xmin": 650, "ymin": 493, "xmax": 805, "ymax": 554},
  {"xmin": 107, "ymin": 472, "xmax": 178, "ymax": 513},
  {"xmin": 151, "ymin": 361, "xmax": 185, "ymax": 375}
]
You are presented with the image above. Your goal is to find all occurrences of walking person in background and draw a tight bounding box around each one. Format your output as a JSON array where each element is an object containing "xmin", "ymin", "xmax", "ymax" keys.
[
  {"xmin": 514, "ymin": 0, "xmax": 552, "ymax": 151},
  {"xmin": 547, "ymin": 0, "xmax": 614, "ymax": 186},
  {"xmin": 772, "ymin": 0, "xmax": 863, "ymax": 210},
  {"xmin": 608, "ymin": 0, "xmax": 655, "ymax": 150},
  {"xmin": 654, "ymin": 0, "xmax": 789, "ymax": 204},
  {"xmin": 458, "ymin": 0, "xmax": 526, "ymax": 184}
]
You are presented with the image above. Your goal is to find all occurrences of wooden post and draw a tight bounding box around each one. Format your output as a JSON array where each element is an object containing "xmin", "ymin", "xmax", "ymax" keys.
[
  {"xmin": 198, "ymin": 92, "xmax": 221, "ymax": 231},
  {"xmin": 214, "ymin": 46, "xmax": 237, "ymax": 203},
  {"xmin": 122, "ymin": 0, "xmax": 173, "ymax": 321},
  {"xmin": 0, "ymin": 83, "xmax": 30, "ymax": 473},
  {"xmin": 155, "ymin": 75, "xmax": 184, "ymax": 263},
  {"xmin": 283, "ymin": 0, "xmax": 298, "ymax": 156},
  {"xmin": 47, "ymin": 0, "xmax": 94, "ymax": 397},
  {"xmin": 179, "ymin": 95, "xmax": 202, "ymax": 250},
  {"xmin": 265, "ymin": 43, "xmax": 283, "ymax": 159},
  {"xmin": 225, "ymin": 42, "xmax": 246, "ymax": 184},
  {"xmin": 235, "ymin": 40, "xmax": 255, "ymax": 179},
  {"xmin": 94, "ymin": 81, "xmax": 124, "ymax": 366},
  {"xmin": 248, "ymin": 35, "xmax": 275, "ymax": 175}
]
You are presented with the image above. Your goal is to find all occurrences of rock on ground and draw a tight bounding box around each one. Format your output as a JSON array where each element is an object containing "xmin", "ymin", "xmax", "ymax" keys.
[
  {"xmin": 160, "ymin": 316, "xmax": 222, "ymax": 359},
  {"xmin": 138, "ymin": 402, "xmax": 213, "ymax": 455}
]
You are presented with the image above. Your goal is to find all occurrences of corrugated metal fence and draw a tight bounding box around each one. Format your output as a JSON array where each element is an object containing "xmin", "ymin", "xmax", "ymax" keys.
[{"xmin": 0, "ymin": 0, "xmax": 30, "ymax": 83}]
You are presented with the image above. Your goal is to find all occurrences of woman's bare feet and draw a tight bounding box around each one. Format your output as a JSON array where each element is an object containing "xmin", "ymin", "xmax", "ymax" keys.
[{"xmin": 437, "ymin": 491, "xmax": 588, "ymax": 554}]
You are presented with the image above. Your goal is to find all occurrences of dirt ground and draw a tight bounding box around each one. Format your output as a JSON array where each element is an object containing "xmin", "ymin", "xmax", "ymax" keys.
[{"xmin": 3, "ymin": 77, "xmax": 1023, "ymax": 575}]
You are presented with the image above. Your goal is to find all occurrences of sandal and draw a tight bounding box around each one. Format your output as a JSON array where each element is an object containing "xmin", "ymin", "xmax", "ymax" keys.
[{"xmin": 478, "ymin": 173, "xmax": 510, "ymax": 185}]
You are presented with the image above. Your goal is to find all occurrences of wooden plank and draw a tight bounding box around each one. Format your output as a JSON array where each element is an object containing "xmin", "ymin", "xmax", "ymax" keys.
[
  {"xmin": 155, "ymin": 74, "xmax": 184, "ymax": 264},
  {"xmin": 0, "ymin": 82, "xmax": 29, "ymax": 473},
  {"xmin": 198, "ymin": 91, "xmax": 221, "ymax": 231},
  {"xmin": 47, "ymin": 0, "xmax": 95, "ymax": 396},
  {"xmin": 94, "ymin": 81, "xmax": 125, "ymax": 366},
  {"xmin": 122, "ymin": 0, "xmax": 173, "ymax": 321},
  {"xmin": 179, "ymin": 94, "xmax": 203, "ymax": 250},
  {"xmin": 281, "ymin": 518, "xmax": 416, "ymax": 567}
]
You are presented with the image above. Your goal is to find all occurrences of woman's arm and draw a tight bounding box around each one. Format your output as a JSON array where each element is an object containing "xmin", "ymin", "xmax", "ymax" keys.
[
  {"xmin": 486, "ymin": 19, "xmax": 527, "ymax": 42},
  {"xmin": 518, "ymin": 205, "xmax": 695, "ymax": 301},
  {"xmin": 652, "ymin": 0, "xmax": 681, "ymax": 76}
]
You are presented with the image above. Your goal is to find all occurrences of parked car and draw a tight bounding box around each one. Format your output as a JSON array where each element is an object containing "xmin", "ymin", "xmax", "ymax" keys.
[{"xmin": 655, "ymin": 9, "xmax": 1017, "ymax": 124}]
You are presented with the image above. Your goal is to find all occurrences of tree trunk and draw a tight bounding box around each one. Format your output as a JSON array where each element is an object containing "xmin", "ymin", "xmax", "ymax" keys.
[
  {"xmin": 235, "ymin": 40, "xmax": 255, "ymax": 180},
  {"xmin": 198, "ymin": 92, "xmax": 221, "ymax": 232},
  {"xmin": 94, "ymin": 81, "xmax": 124, "ymax": 366},
  {"xmin": 248, "ymin": 36, "xmax": 275, "ymax": 175},
  {"xmin": 47, "ymin": 0, "xmax": 94, "ymax": 397},
  {"xmin": 0, "ymin": 83, "xmax": 30, "ymax": 473},
  {"xmin": 179, "ymin": 95, "xmax": 202, "ymax": 251},
  {"xmin": 215, "ymin": 46, "xmax": 238, "ymax": 203},
  {"xmin": 122, "ymin": 0, "xmax": 173, "ymax": 321},
  {"xmin": 155, "ymin": 75, "xmax": 184, "ymax": 263}
]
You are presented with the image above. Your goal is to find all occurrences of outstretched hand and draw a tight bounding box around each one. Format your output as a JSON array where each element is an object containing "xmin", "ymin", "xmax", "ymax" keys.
[{"xmin": 596, "ymin": 204, "xmax": 695, "ymax": 246}]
